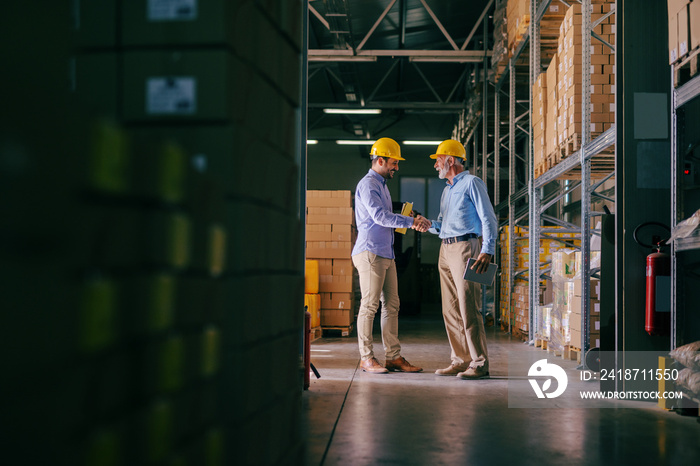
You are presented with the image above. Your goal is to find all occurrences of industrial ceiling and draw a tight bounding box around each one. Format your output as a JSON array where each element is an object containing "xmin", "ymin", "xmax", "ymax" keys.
[{"xmin": 306, "ymin": 0, "xmax": 495, "ymax": 145}]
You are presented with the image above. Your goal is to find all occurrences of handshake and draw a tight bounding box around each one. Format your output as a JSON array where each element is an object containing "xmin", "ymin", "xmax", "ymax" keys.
[{"xmin": 411, "ymin": 214, "xmax": 431, "ymax": 233}]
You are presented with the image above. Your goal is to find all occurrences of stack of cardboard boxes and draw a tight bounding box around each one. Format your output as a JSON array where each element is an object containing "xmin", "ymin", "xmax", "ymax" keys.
[
  {"xmin": 507, "ymin": 0, "xmax": 531, "ymax": 56},
  {"xmin": 668, "ymin": 0, "xmax": 700, "ymax": 65},
  {"xmin": 533, "ymin": 0, "xmax": 616, "ymax": 176},
  {"xmin": 68, "ymin": 1, "xmax": 305, "ymax": 463},
  {"xmin": 533, "ymin": 73, "xmax": 548, "ymax": 177},
  {"xmin": 500, "ymin": 226, "xmax": 581, "ymax": 336},
  {"xmin": 570, "ymin": 278, "xmax": 601, "ymax": 350},
  {"xmin": 306, "ymin": 191, "xmax": 357, "ymax": 330},
  {"xmin": 556, "ymin": 1, "xmax": 616, "ymax": 154},
  {"xmin": 545, "ymin": 55, "xmax": 560, "ymax": 174},
  {"xmin": 507, "ymin": 0, "xmax": 568, "ymax": 59}
]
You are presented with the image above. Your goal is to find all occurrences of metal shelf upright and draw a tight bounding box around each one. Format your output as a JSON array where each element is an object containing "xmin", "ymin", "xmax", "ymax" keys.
[
  {"xmin": 671, "ymin": 72, "xmax": 700, "ymax": 350},
  {"xmin": 527, "ymin": 0, "xmax": 617, "ymax": 358}
]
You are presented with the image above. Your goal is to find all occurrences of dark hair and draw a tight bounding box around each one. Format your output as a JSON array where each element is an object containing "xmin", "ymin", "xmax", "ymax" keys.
[{"xmin": 371, "ymin": 156, "xmax": 390, "ymax": 165}]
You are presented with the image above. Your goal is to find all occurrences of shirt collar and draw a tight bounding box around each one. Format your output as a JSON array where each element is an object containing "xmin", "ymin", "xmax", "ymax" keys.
[
  {"xmin": 447, "ymin": 170, "xmax": 468, "ymax": 186},
  {"xmin": 369, "ymin": 168, "xmax": 386, "ymax": 186}
]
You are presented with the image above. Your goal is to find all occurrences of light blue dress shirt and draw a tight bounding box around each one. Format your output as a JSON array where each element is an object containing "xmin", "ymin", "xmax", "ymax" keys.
[
  {"xmin": 428, "ymin": 171, "xmax": 498, "ymax": 255},
  {"xmin": 352, "ymin": 169, "xmax": 414, "ymax": 259}
]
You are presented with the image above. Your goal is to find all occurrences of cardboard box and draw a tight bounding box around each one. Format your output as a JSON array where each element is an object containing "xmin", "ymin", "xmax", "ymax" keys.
[
  {"xmin": 74, "ymin": 0, "xmax": 118, "ymax": 48},
  {"xmin": 306, "ymin": 224, "xmax": 332, "ymax": 241},
  {"xmin": 332, "ymin": 259, "xmax": 354, "ymax": 276},
  {"xmin": 332, "ymin": 224, "xmax": 353, "ymax": 241},
  {"xmin": 306, "ymin": 207, "xmax": 354, "ymax": 225},
  {"xmin": 679, "ymin": 3, "xmax": 690, "ymax": 57},
  {"xmin": 569, "ymin": 328, "xmax": 600, "ymax": 349},
  {"xmin": 122, "ymin": 0, "xmax": 240, "ymax": 47},
  {"xmin": 569, "ymin": 312, "xmax": 600, "ymax": 332},
  {"xmin": 73, "ymin": 53, "xmax": 119, "ymax": 119},
  {"xmin": 122, "ymin": 50, "xmax": 245, "ymax": 122},
  {"xmin": 691, "ymin": 0, "xmax": 700, "ymax": 50},
  {"xmin": 573, "ymin": 278, "xmax": 601, "ymax": 299},
  {"xmin": 670, "ymin": 7, "xmax": 680, "ymax": 64},
  {"xmin": 319, "ymin": 274, "xmax": 353, "ymax": 293},
  {"xmin": 317, "ymin": 259, "xmax": 333, "ymax": 276},
  {"xmin": 305, "ymin": 241, "xmax": 353, "ymax": 259},
  {"xmin": 321, "ymin": 292, "xmax": 354, "ymax": 310},
  {"xmin": 320, "ymin": 309, "xmax": 354, "ymax": 327},
  {"xmin": 306, "ymin": 190, "xmax": 353, "ymax": 207}
]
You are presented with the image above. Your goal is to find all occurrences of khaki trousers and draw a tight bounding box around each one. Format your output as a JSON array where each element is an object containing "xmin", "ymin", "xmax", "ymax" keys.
[
  {"xmin": 438, "ymin": 238, "xmax": 489, "ymax": 369},
  {"xmin": 352, "ymin": 251, "xmax": 401, "ymax": 361}
]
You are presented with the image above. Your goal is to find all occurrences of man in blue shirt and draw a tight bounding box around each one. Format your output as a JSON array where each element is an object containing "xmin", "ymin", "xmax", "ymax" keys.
[
  {"xmin": 426, "ymin": 139, "xmax": 498, "ymax": 379},
  {"xmin": 352, "ymin": 137, "xmax": 430, "ymax": 374}
]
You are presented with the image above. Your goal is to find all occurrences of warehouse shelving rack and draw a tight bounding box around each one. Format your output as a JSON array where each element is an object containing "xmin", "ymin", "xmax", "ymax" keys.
[
  {"xmin": 528, "ymin": 0, "xmax": 617, "ymax": 361},
  {"xmin": 456, "ymin": 0, "xmax": 617, "ymax": 358},
  {"xmin": 671, "ymin": 72, "xmax": 700, "ymax": 351}
]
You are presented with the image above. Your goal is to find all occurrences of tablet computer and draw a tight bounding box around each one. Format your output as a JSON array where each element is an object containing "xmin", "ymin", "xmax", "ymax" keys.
[{"xmin": 463, "ymin": 258, "xmax": 498, "ymax": 286}]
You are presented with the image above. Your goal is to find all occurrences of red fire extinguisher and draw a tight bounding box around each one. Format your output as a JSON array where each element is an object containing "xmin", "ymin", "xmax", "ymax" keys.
[{"xmin": 634, "ymin": 222, "xmax": 671, "ymax": 336}]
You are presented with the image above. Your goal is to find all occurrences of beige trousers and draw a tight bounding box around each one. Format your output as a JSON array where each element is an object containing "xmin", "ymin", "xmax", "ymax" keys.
[
  {"xmin": 438, "ymin": 238, "xmax": 489, "ymax": 369},
  {"xmin": 352, "ymin": 251, "xmax": 401, "ymax": 361}
]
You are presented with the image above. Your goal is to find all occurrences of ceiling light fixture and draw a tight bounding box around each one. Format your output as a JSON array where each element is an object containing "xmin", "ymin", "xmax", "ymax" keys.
[
  {"xmin": 307, "ymin": 140, "xmax": 318, "ymax": 144},
  {"xmin": 336, "ymin": 140, "xmax": 376, "ymax": 145},
  {"xmin": 403, "ymin": 140, "xmax": 444, "ymax": 145},
  {"xmin": 323, "ymin": 108, "xmax": 382, "ymax": 115}
]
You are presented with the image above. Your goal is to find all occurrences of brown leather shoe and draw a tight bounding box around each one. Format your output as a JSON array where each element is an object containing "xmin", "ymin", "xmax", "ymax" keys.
[
  {"xmin": 458, "ymin": 365, "xmax": 490, "ymax": 379},
  {"xmin": 435, "ymin": 364, "xmax": 469, "ymax": 376},
  {"xmin": 385, "ymin": 356, "xmax": 423, "ymax": 373},
  {"xmin": 361, "ymin": 357, "xmax": 389, "ymax": 373}
]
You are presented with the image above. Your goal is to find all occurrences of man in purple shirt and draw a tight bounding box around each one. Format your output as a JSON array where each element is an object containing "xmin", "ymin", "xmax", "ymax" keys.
[{"xmin": 352, "ymin": 137, "xmax": 430, "ymax": 374}]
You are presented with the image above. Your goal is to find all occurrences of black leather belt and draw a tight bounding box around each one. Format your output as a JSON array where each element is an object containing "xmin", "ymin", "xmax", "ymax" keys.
[{"xmin": 442, "ymin": 233, "xmax": 478, "ymax": 244}]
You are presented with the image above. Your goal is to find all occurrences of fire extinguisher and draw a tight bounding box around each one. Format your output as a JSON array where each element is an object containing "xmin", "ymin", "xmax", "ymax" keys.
[{"xmin": 633, "ymin": 222, "xmax": 671, "ymax": 336}]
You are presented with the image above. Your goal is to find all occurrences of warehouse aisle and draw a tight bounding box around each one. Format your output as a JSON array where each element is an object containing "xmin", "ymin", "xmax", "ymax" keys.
[{"xmin": 302, "ymin": 307, "xmax": 700, "ymax": 465}]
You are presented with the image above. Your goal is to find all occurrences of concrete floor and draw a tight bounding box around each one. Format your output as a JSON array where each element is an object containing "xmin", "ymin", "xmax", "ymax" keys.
[{"xmin": 302, "ymin": 307, "xmax": 700, "ymax": 466}]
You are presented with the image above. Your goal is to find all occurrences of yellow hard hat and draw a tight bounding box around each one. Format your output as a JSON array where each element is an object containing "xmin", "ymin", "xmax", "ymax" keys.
[
  {"xmin": 370, "ymin": 137, "xmax": 404, "ymax": 160},
  {"xmin": 429, "ymin": 139, "xmax": 466, "ymax": 160}
]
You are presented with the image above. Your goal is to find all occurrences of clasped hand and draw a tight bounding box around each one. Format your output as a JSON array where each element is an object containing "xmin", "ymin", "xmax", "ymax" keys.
[{"xmin": 411, "ymin": 214, "xmax": 431, "ymax": 233}]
